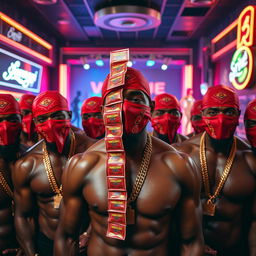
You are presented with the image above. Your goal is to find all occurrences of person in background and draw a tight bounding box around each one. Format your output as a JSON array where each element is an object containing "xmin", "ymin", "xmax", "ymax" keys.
[
  {"xmin": 0, "ymin": 94, "xmax": 27, "ymax": 255},
  {"xmin": 19, "ymin": 94, "xmax": 38, "ymax": 147},
  {"xmin": 187, "ymin": 99, "xmax": 205, "ymax": 138},
  {"xmin": 174, "ymin": 85, "xmax": 256, "ymax": 256},
  {"xmin": 13, "ymin": 91, "xmax": 95, "ymax": 256},
  {"xmin": 151, "ymin": 93, "xmax": 188, "ymax": 144},
  {"xmin": 81, "ymin": 96, "xmax": 105, "ymax": 139},
  {"xmin": 244, "ymin": 99, "xmax": 256, "ymax": 153}
]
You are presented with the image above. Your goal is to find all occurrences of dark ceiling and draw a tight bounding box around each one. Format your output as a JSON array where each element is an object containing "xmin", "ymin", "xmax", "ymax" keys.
[{"xmin": 7, "ymin": 0, "xmax": 244, "ymax": 47}]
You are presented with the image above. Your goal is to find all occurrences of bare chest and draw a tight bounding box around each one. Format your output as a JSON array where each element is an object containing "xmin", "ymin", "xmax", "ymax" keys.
[{"xmin": 84, "ymin": 159, "xmax": 181, "ymax": 218}]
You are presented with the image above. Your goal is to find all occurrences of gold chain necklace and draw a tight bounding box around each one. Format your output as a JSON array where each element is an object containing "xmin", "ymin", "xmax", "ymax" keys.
[
  {"xmin": 199, "ymin": 131, "xmax": 236, "ymax": 216},
  {"xmin": 0, "ymin": 171, "xmax": 13, "ymax": 198},
  {"xmin": 126, "ymin": 133, "xmax": 152, "ymax": 224},
  {"xmin": 42, "ymin": 130, "xmax": 76, "ymax": 209}
]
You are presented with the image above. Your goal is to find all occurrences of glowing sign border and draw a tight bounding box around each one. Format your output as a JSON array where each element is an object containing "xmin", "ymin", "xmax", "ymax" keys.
[
  {"xmin": 229, "ymin": 46, "xmax": 254, "ymax": 90},
  {"xmin": 0, "ymin": 48, "xmax": 43, "ymax": 93}
]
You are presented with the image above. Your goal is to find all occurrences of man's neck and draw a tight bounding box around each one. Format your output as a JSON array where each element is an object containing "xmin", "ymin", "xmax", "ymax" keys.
[
  {"xmin": 45, "ymin": 131, "xmax": 71, "ymax": 158},
  {"xmin": 0, "ymin": 142, "xmax": 20, "ymax": 162},
  {"xmin": 153, "ymin": 130, "xmax": 176, "ymax": 144},
  {"xmin": 205, "ymin": 133, "xmax": 234, "ymax": 155},
  {"xmin": 123, "ymin": 130, "xmax": 147, "ymax": 159}
]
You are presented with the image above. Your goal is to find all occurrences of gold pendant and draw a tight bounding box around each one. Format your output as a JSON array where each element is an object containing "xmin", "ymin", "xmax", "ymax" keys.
[
  {"xmin": 127, "ymin": 205, "xmax": 135, "ymax": 225},
  {"xmin": 203, "ymin": 199, "xmax": 216, "ymax": 216},
  {"xmin": 54, "ymin": 194, "xmax": 62, "ymax": 209}
]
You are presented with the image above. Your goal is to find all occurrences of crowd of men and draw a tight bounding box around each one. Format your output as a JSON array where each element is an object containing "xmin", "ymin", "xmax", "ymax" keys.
[{"xmin": 0, "ymin": 64, "xmax": 255, "ymax": 256}]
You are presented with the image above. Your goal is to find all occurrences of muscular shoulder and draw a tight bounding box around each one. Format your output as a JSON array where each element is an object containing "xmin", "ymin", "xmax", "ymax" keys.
[
  {"xmin": 176, "ymin": 133, "xmax": 189, "ymax": 142},
  {"xmin": 74, "ymin": 130, "xmax": 96, "ymax": 152},
  {"xmin": 172, "ymin": 133, "xmax": 201, "ymax": 155},
  {"xmin": 62, "ymin": 149, "xmax": 103, "ymax": 194},
  {"xmin": 13, "ymin": 140, "xmax": 43, "ymax": 183}
]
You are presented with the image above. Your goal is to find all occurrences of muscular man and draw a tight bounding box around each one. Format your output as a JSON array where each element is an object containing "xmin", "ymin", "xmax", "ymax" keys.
[
  {"xmin": 151, "ymin": 93, "xmax": 188, "ymax": 144},
  {"xmin": 13, "ymin": 91, "xmax": 95, "ymax": 256},
  {"xmin": 187, "ymin": 100, "xmax": 205, "ymax": 138},
  {"xmin": 19, "ymin": 94, "xmax": 38, "ymax": 147},
  {"xmin": 81, "ymin": 96, "xmax": 105, "ymax": 139},
  {"xmin": 55, "ymin": 67, "xmax": 203, "ymax": 256},
  {"xmin": 244, "ymin": 99, "xmax": 256, "ymax": 152},
  {"xmin": 0, "ymin": 94, "xmax": 26, "ymax": 255},
  {"xmin": 174, "ymin": 85, "xmax": 256, "ymax": 256}
]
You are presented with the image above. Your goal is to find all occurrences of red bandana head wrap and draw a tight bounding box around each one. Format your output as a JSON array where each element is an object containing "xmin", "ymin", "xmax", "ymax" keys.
[
  {"xmin": 102, "ymin": 67, "xmax": 150, "ymax": 101},
  {"xmin": 102, "ymin": 67, "xmax": 151, "ymax": 135},
  {"xmin": 244, "ymin": 99, "xmax": 256, "ymax": 147},
  {"xmin": 202, "ymin": 85, "xmax": 239, "ymax": 110},
  {"xmin": 191, "ymin": 100, "xmax": 203, "ymax": 116},
  {"xmin": 81, "ymin": 96, "xmax": 104, "ymax": 139},
  {"xmin": 154, "ymin": 93, "xmax": 181, "ymax": 111},
  {"xmin": 0, "ymin": 94, "xmax": 21, "ymax": 145},
  {"xmin": 19, "ymin": 94, "xmax": 36, "ymax": 110},
  {"xmin": 202, "ymin": 85, "xmax": 239, "ymax": 139},
  {"xmin": 81, "ymin": 96, "xmax": 102, "ymax": 114},
  {"xmin": 19, "ymin": 94, "xmax": 36, "ymax": 138},
  {"xmin": 33, "ymin": 91, "xmax": 71, "ymax": 153},
  {"xmin": 32, "ymin": 91, "xmax": 69, "ymax": 118},
  {"xmin": 0, "ymin": 94, "xmax": 20, "ymax": 115}
]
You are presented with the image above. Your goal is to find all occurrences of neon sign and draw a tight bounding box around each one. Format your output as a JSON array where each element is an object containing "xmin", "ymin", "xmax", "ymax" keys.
[
  {"xmin": 229, "ymin": 5, "xmax": 256, "ymax": 90},
  {"xmin": 0, "ymin": 48, "xmax": 42, "ymax": 93}
]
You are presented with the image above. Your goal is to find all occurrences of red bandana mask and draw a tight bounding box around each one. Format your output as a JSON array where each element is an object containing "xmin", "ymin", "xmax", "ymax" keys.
[
  {"xmin": 123, "ymin": 100, "xmax": 151, "ymax": 134},
  {"xmin": 203, "ymin": 114, "xmax": 238, "ymax": 140},
  {"xmin": 0, "ymin": 121, "xmax": 21, "ymax": 145},
  {"xmin": 82, "ymin": 117, "xmax": 105, "ymax": 139},
  {"xmin": 152, "ymin": 113, "xmax": 181, "ymax": 143},
  {"xmin": 191, "ymin": 119, "xmax": 205, "ymax": 134},
  {"xmin": 36, "ymin": 119, "xmax": 71, "ymax": 153},
  {"xmin": 22, "ymin": 113, "xmax": 36, "ymax": 139}
]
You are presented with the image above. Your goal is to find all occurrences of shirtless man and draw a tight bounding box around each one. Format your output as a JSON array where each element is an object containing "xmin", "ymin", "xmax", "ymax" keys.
[
  {"xmin": 187, "ymin": 100, "xmax": 205, "ymax": 138},
  {"xmin": 174, "ymin": 85, "xmax": 256, "ymax": 256},
  {"xmin": 81, "ymin": 96, "xmax": 105, "ymax": 139},
  {"xmin": 19, "ymin": 94, "xmax": 38, "ymax": 147},
  {"xmin": 54, "ymin": 66, "xmax": 203, "ymax": 256},
  {"xmin": 13, "ymin": 91, "xmax": 95, "ymax": 256},
  {"xmin": 0, "ymin": 94, "xmax": 27, "ymax": 255},
  {"xmin": 151, "ymin": 93, "xmax": 188, "ymax": 144}
]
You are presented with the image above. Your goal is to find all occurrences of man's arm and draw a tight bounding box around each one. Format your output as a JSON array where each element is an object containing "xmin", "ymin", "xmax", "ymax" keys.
[
  {"xmin": 249, "ymin": 189, "xmax": 256, "ymax": 256},
  {"xmin": 12, "ymin": 157, "xmax": 37, "ymax": 256},
  {"xmin": 54, "ymin": 152, "xmax": 95, "ymax": 256},
  {"xmin": 167, "ymin": 152, "xmax": 204, "ymax": 256}
]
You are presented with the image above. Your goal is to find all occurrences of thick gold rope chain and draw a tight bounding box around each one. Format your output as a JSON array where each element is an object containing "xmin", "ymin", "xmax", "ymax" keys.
[
  {"xmin": 128, "ymin": 133, "xmax": 152, "ymax": 204},
  {"xmin": 42, "ymin": 130, "xmax": 76, "ymax": 196},
  {"xmin": 199, "ymin": 131, "xmax": 237, "ymax": 202},
  {"xmin": 0, "ymin": 171, "xmax": 13, "ymax": 198}
]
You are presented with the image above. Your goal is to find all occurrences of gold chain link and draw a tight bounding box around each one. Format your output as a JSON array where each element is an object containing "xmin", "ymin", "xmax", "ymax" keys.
[
  {"xmin": 128, "ymin": 133, "xmax": 152, "ymax": 204},
  {"xmin": 42, "ymin": 130, "xmax": 76, "ymax": 196},
  {"xmin": 0, "ymin": 171, "xmax": 13, "ymax": 198},
  {"xmin": 199, "ymin": 131, "xmax": 237, "ymax": 201}
]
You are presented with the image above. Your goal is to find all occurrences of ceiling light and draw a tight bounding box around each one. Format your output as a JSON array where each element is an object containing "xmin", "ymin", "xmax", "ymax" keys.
[
  {"xmin": 83, "ymin": 64, "xmax": 90, "ymax": 70},
  {"xmin": 161, "ymin": 64, "xmax": 168, "ymax": 71},
  {"xmin": 127, "ymin": 60, "xmax": 133, "ymax": 67},
  {"xmin": 33, "ymin": 0, "xmax": 57, "ymax": 4},
  {"xmin": 95, "ymin": 55, "xmax": 104, "ymax": 66}
]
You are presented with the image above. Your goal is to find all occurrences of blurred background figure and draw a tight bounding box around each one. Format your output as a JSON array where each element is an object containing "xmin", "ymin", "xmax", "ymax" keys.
[
  {"xmin": 180, "ymin": 88, "xmax": 195, "ymax": 135},
  {"xmin": 19, "ymin": 94, "xmax": 38, "ymax": 147},
  {"xmin": 81, "ymin": 96, "xmax": 105, "ymax": 139},
  {"xmin": 152, "ymin": 93, "xmax": 187, "ymax": 144},
  {"xmin": 244, "ymin": 99, "xmax": 256, "ymax": 152},
  {"xmin": 188, "ymin": 99, "xmax": 205, "ymax": 138}
]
